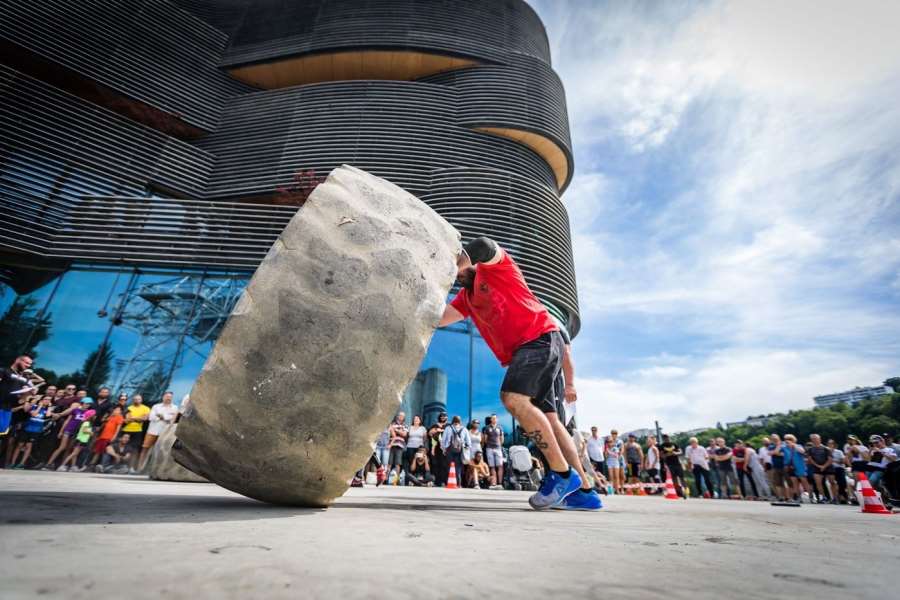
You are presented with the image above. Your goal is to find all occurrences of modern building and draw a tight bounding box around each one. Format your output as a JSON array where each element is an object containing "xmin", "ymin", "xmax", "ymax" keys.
[
  {"xmin": 725, "ymin": 416, "xmax": 772, "ymax": 429},
  {"xmin": 813, "ymin": 386, "xmax": 893, "ymax": 409},
  {"xmin": 0, "ymin": 0, "xmax": 577, "ymax": 433}
]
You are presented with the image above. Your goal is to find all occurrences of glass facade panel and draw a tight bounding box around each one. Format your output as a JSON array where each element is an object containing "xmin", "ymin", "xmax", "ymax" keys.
[{"xmin": 2, "ymin": 272, "xmax": 513, "ymax": 433}]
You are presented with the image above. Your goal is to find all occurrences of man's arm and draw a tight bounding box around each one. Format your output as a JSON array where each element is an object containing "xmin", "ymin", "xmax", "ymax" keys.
[
  {"xmin": 561, "ymin": 344, "xmax": 577, "ymax": 403},
  {"xmin": 439, "ymin": 305, "xmax": 464, "ymax": 328}
]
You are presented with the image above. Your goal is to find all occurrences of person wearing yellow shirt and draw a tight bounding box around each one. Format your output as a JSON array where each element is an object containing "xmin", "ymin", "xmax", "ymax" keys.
[{"xmin": 122, "ymin": 394, "xmax": 149, "ymax": 473}]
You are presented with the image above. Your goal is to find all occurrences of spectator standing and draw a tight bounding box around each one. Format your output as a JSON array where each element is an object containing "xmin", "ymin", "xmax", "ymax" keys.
[
  {"xmin": 59, "ymin": 410, "xmax": 96, "ymax": 471},
  {"xmin": 733, "ymin": 440, "xmax": 759, "ymax": 500},
  {"xmin": 807, "ymin": 434, "xmax": 836, "ymax": 503},
  {"xmin": 624, "ymin": 434, "xmax": 644, "ymax": 493},
  {"xmin": 441, "ymin": 415, "xmax": 471, "ymax": 483},
  {"xmin": 483, "ymin": 414, "xmax": 505, "ymax": 489},
  {"xmin": 45, "ymin": 399, "xmax": 85, "ymax": 469},
  {"xmin": 686, "ymin": 437, "xmax": 714, "ymax": 498},
  {"xmin": 121, "ymin": 394, "xmax": 150, "ymax": 473},
  {"xmin": 713, "ymin": 437, "xmax": 739, "ymax": 498},
  {"xmin": 387, "ymin": 411, "xmax": 409, "ymax": 483},
  {"xmin": 137, "ymin": 392, "xmax": 179, "ymax": 471},
  {"xmin": 468, "ymin": 419, "xmax": 483, "ymax": 458},
  {"xmin": 404, "ymin": 415, "xmax": 427, "ymax": 467},
  {"xmin": 93, "ymin": 387, "xmax": 114, "ymax": 422},
  {"xmin": 644, "ymin": 435, "xmax": 661, "ymax": 491},
  {"xmin": 429, "ymin": 412, "xmax": 449, "ymax": 485},
  {"xmin": 406, "ymin": 447, "xmax": 434, "ymax": 486},
  {"xmin": 90, "ymin": 405, "xmax": 124, "ymax": 469},
  {"xmin": 586, "ymin": 427, "xmax": 605, "ymax": 477},
  {"xmin": 374, "ymin": 427, "xmax": 390, "ymax": 469},
  {"xmin": 606, "ymin": 430, "xmax": 625, "ymax": 494},
  {"xmin": 767, "ymin": 434, "xmax": 786, "ymax": 500},
  {"xmin": 10, "ymin": 395, "xmax": 53, "ymax": 469},
  {"xmin": 745, "ymin": 443, "xmax": 771, "ymax": 499},
  {"xmin": 660, "ymin": 434, "xmax": 686, "ymax": 496},
  {"xmin": 782, "ymin": 434, "xmax": 811, "ymax": 501},
  {"xmin": 705, "ymin": 438, "xmax": 721, "ymax": 497},
  {"xmin": 827, "ymin": 439, "xmax": 849, "ymax": 503}
]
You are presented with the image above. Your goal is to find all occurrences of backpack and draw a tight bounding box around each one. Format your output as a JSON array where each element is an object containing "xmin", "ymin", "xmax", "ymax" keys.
[{"xmin": 450, "ymin": 426, "xmax": 463, "ymax": 452}]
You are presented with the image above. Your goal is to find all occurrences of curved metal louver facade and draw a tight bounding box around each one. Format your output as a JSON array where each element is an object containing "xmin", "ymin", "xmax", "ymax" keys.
[{"xmin": 0, "ymin": 0, "xmax": 581, "ymax": 335}]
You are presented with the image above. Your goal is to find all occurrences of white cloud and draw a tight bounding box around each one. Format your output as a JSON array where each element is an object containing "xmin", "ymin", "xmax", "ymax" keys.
[
  {"xmin": 528, "ymin": 0, "xmax": 900, "ymax": 429},
  {"xmin": 576, "ymin": 348, "xmax": 893, "ymax": 433}
]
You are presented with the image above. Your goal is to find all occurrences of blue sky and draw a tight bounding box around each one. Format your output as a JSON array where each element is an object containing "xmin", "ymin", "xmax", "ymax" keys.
[{"xmin": 528, "ymin": 0, "xmax": 900, "ymax": 431}]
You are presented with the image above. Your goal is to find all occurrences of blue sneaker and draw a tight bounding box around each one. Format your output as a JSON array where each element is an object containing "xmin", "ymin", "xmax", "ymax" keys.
[
  {"xmin": 553, "ymin": 489, "xmax": 603, "ymax": 511},
  {"xmin": 528, "ymin": 468, "xmax": 582, "ymax": 510}
]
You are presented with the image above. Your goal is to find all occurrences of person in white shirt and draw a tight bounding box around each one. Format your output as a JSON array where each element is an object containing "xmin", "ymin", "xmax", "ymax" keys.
[
  {"xmin": 586, "ymin": 426, "xmax": 605, "ymax": 475},
  {"xmin": 866, "ymin": 435, "xmax": 897, "ymax": 490},
  {"xmin": 685, "ymin": 437, "xmax": 714, "ymax": 498},
  {"xmin": 137, "ymin": 391, "xmax": 179, "ymax": 471},
  {"xmin": 644, "ymin": 435, "xmax": 661, "ymax": 490}
]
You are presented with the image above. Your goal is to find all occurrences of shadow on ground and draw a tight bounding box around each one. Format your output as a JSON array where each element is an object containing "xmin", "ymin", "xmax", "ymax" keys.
[{"xmin": 0, "ymin": 491, "xmax": 320, "ymax": 525}]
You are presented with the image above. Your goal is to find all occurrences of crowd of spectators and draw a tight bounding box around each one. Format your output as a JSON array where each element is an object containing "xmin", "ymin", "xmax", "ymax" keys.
[
  {"xmin": 1, "ymin": 354, "xmax": 181, "ymax": 475},
  {"xmin": 5, "ymin": 354, "xmax": 899, "ymax": 508},
  {"xmin": 365, "ymin": 411, "xmax": 512, "ymax": 489},
  {"xmin": 583, "ymin": 427, "xmax": 900, "ymax": 505}
]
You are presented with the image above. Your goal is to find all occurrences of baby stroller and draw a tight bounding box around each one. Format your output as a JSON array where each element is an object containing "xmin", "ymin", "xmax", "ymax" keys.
[{"xmin": 507, "ymin": 445, "xmax": 539, "ymax": 491}]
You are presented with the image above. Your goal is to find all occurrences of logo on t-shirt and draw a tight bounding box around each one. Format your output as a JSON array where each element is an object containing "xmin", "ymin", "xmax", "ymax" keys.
[{"xmin": 479, "ymin": 282, "xmax": 489, "ymax": 294}]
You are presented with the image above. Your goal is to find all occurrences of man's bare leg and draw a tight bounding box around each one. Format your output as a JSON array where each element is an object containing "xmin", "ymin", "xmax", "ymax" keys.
[
  {"xmin": 546, "ymin": 413, "xmax": 593, "ymax": 490},
  {"xmin": 500, "ymin": 392, "xmax": 568, "ymax": 472}
]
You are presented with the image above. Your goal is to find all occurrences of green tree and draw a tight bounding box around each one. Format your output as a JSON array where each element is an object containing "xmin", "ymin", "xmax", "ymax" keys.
[
  {"xmin": 857, "ymin": 415, "xmax": 900, "ymax": 438},
  {"xmin": 82, "ymin": 342, "xmax": 115, "ymax": 397},
  {"xmin": 136, "ymin": 365, "xmax": 169, "ymax": 405},
  {"xmin": 0, "ymin": 297, "xmax": 53, "ymax": 365},
  {"xmin": 812, "ymin": 412, "xmax": 849, "ymax": 442}
]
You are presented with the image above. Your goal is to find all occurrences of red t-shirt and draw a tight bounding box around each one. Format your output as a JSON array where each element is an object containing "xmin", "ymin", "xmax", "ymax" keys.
[
  {"xmin": 99, "ymin": 414, "xmax": 124, "ymax": 440},
  {"xmin": 450, "ymin": 249, "xmax": 557, "ymax": 366}
]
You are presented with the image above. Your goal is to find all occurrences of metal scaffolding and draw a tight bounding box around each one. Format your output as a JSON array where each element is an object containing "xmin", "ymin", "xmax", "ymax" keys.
[{"xmin": 111, "ymin": 274, "xmax": 245, "ymax": 400}]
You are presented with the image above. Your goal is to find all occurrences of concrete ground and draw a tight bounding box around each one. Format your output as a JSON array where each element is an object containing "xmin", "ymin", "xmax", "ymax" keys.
[{"xmin": 1, "ymin": 471, "xmax": 896, "ymax": 600}]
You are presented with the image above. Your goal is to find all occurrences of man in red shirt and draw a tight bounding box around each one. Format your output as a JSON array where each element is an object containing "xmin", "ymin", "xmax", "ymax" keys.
[{"xmin": 439, "ymin": 237, "xmax": 601, "ymax": 511}]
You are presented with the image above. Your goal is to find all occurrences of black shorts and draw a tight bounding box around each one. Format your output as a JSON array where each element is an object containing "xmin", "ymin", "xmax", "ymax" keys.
[
  {"xmin": 501, "ymin": 331, "xmax": 563, "ymax": 414},
  {"xmin": 17, "ymin": 429, "xmax": 41, "ymax": 444},
  {"xmin": 125, "ymin": 431, "xmax": 144, "ymax": 451},
  {"xmin": 665, "ymin": 461, "xmax": 684, "ymax": 478},
  {"xmin": 628, "ymin": 462, "xmax": 641, "ymax": 478}
]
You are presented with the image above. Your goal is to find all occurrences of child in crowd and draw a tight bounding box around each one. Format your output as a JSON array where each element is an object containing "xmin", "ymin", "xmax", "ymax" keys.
[
  {"xmin": 90, "ymin": 405, "xmax": 125, "ymax": 470},
  {"xmin": 10, "ymin": 395, "xmax": 53, "ymax": 469},
  {"xmin": 58, "ymin": 409, "xmax": 96, "ymax": 471}
]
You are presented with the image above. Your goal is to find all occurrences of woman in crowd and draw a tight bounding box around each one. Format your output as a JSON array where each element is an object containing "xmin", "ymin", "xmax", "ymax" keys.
[
  {"xmin": 744, "ymin": 441, "xmax": 771, "ymax": 499},
  {"xmin": 404, "ymin": 415, "xmax": 427, "ymax": 467},
  {"xmin": 782, "ymin": 434, "xmax": 812, "ymax": 501},
  {"xmin": 58, "ymin": 409, "xmax": 96, "ymax": 471},
  {"xmin": 827, "ymin": 438, "xmax": 849, "ymax": 503},
  {"xmin": 387, "ymin": 411, "xmax": 408, "ymax": 483},
  {"xmin": 606, "ymin": 430, "xmax": 625, "ymax": 494},
  {"xmin": 45, "ymin": 398, "xmax": 86, "ymax": 469},
  {"xmin": 374, "ymin": 427, "xmax": 390, "ymax": 469},
  {"xmin": 468, "ymin": 419, "xmax": 482, "ymax": 460},
  {"xmin": 428, "ymin": 412, "xmax": 449, "ymax": 485}
]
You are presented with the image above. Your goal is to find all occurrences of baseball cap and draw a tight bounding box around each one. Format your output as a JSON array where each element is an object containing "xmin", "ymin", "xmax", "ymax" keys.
[
  {"xmin": 81, "ymin": 397, "xmax": 95, "ymax": 405},
  {"xmin": 869, "ymin": 434, "xmax": 884, "ymax": 443}
]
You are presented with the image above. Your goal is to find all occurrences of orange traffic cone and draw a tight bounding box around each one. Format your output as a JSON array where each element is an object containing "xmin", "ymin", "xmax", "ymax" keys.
[
  {"xmin": 663, "ymin": 471, "xmax": 679, "ymax": 500},
  {"xmin": 446, "ymin": 462, "xmax": 459, "ymax": 489},
  {"xmin": 637, "ymin": 483, "xmax": 647, "ymax": 496},
  {"xmin": 856, "ymin": 472, "xmax": 893, "ymax": 514}
]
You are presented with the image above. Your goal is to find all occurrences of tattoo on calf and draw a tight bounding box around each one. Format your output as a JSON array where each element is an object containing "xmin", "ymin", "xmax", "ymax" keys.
[{"xmin": 523, "ymin": 429, "xmax": 549, "ymax": 450}]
